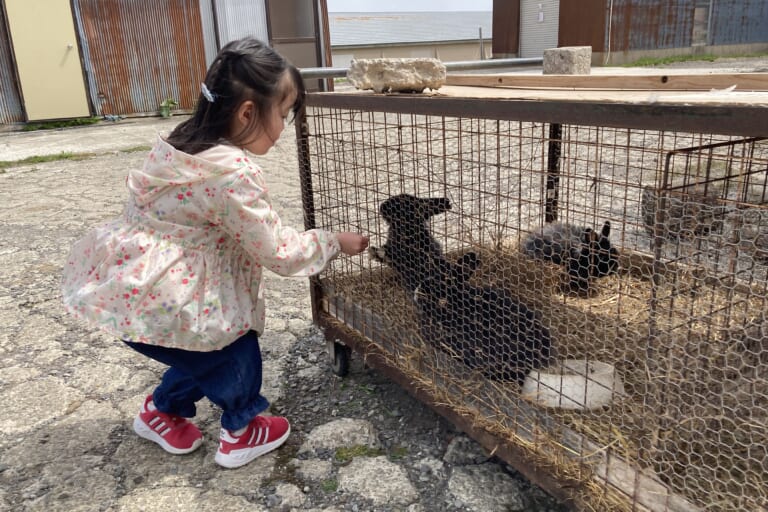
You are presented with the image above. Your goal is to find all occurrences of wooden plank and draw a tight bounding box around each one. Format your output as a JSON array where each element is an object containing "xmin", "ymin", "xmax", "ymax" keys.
[
  {"xmin": 309, "ymin": 90, "xmax": 768, "ymax": 137},
  {"xmin": 435, "ymin": 85, "xmax": 768, "ymax": 108},
  {"xmin": 445, "ymin": 73, "xmax": 768, "ymax": 91}
]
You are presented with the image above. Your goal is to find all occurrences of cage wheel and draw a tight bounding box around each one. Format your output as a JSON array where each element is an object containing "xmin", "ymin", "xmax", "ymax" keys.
[{"xmin": 328, "ymin": 341, "xmax": 351, "ymax": 376}]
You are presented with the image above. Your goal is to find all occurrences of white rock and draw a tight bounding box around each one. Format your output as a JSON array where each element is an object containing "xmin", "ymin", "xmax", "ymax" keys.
[
  {"xmin": 543, "ymin": 46, "xmax": 592, "ymax": 75},
  {"xmin": 275, "ymin": 482, "xmax": 307, "ymax": 508},
  {"xmin": 338, "ymin": 456, "xmax": 418, "ymax": 506},
  {"xmin": 448, "ymin": 465, "xmax": 526, "ymax": 511},
  {"xmin": 443, "ymin": 435, "xmax": 490, "ymax": 465},
  {"xmin": 291, "ymin": 458, "xmax": 333, "ymax": 481},
  {"xmin": 299, "ymin": 417, "xmax": 380, "ymax": 454},
  {"xmin": 347, "ymin": 58, "xmax": 446, "ymax": 93}
]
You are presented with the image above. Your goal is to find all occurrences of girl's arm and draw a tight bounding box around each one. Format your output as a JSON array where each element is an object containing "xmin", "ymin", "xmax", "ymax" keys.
[{"xmin": 214, "ymin": 167, "xmax": 356, "ymax": 277}]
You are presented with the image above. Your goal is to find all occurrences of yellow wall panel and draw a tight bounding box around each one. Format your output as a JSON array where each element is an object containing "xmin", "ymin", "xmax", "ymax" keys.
[{"xmin": 6, "ymin": 0, "xmax": 90, "ymax": 120}]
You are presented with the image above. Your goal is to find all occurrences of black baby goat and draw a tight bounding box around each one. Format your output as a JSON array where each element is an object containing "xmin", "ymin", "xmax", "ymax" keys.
[
  {"xmin": 522, "ymin": 221, "xmax": 620, "ymax": 293},
  {"xmin": 370, "ymin": 194, "xmax": 553, "ymax": 385}
]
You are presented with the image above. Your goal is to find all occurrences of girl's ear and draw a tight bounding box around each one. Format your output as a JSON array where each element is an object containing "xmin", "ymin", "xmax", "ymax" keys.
[{"xmin": 234, "ymin": 100, "xmax": 256, "ymax": 130}]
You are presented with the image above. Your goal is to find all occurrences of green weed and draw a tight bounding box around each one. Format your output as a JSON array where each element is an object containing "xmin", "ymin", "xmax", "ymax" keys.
[
  {"xmin": 389, "ymin": 445, "xmax": 409, "ymax": 460},
  {"xmin": 321, "ymin": 478, "xmax": 339, "ymax": 492},
  {"xmin": 22, "ymin": 117, "xmax": 101, "ymax": 132},
  {"xmin": 624, "ymin": 54, "xmax": 718, "ymax": 67},
  {"xmin": 623, "ymin": 52, "xmax": 768, "ymax": 68},
  {"xmin": 335, "ymin": 445, "xmax": 383, "ymax": 463},
  {"xmin": 0, "ymin": 145, "xmax": 151, "ymax": 171},
  {"xmin": 0, "ymin": 152, "xmax": 95, "ymax": 170}
]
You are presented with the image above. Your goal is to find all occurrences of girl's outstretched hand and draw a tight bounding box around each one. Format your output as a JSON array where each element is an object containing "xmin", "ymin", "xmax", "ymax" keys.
[{"xmin": 336, "ymin": 232, "xmax": 370, "ymax": 256}]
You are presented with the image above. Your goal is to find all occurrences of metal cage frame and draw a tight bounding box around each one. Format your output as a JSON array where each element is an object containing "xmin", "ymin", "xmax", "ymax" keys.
[{"xmin": 295, "ymin": 89, "xmax": 768, "ymax": 512}]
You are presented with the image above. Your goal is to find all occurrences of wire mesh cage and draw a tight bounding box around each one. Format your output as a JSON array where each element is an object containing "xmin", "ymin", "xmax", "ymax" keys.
[{"xmin": 295, "ymin": 90, "xmax": 768, "ymax": 511}]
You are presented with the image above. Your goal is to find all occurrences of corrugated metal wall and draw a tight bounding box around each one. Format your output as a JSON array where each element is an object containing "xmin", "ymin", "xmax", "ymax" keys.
[
  {"xmin": 607, "ymin": 0, "xmax": 694, "ymax": 52},
  {"xmin": 0, "ymin": 5, "xmax": 24, "ymax": 124},
  {"xmin": 72, "ymin": 0, "xmax": 207, "ymax": 117},
  {"xmin": 216, "ymin": 0, "xmax": 269, "ymax": 48},
  {"xmin": 519, "ymin": 0, "xmax": 560, "ymax": 58},
  {"xmin": 198, "ymin": 0, "xmax": 219, "ymax": 67},
  {"xmin": 198, "ymin": 0, "xmax": 270, "ymax": 67},
  {"xmin": 558, "ymin": 0, "xmax": 606, "ymax": 52},
  {"xmin": 710, "ymin": 0, "xmax": 768, "ymax": 45},
  {"xmin": 504, "ymin": 0, "xmax": 768, "ymax": 58}
]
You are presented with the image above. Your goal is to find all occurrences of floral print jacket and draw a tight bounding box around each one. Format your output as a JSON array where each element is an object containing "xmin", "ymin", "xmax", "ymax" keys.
[{"xmin": 62, "ymin": 137, "xmax": 340, "ymax": 351}]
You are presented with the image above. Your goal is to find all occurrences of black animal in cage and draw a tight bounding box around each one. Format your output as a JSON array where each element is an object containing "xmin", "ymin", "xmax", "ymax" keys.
[
  {"xmin": 370, "ymin": 194, "xmax": 479, "ymax": 292},
  {"xmin": 370, "ymin": 193, "xmax": 553, "ymax": 386},
  {"xmin": 522, "ymin": 221, "xmax": 620, "ymax": 293},
  {"xmin": 413, "ymin": 268, "xmax": 553, "ymax": 385}
]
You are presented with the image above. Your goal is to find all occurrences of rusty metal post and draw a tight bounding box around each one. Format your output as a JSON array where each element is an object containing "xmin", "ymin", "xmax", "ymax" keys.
[
  {"xmin": 295, "ymin": 105, "xmax": 323, "ymax": 323},
  {"xmin": 545, "ymin": 123, "xmax": 562, "ymax": 223}
]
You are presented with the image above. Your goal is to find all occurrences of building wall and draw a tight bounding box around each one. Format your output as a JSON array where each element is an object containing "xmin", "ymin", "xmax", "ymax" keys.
[
  {"xmin": 1, "ymin": 0, "xmax": 323, "ymax": 123},
  {"xmin": 558, "ymin": 0, "xmax": 768, "ymax": 65},
  {"xmin": 608, "ymin": 0, "xmax": 694, "ymax": 52},
  {"xmin": 198, "ymin": 0, "xmax": 270, "ymax": 67},
  {"xmin": 558, "ymin": 0, "xmax": 606, "ymax": 52},
  {"xmin": 710, "ymin": 0, "xmax": 768, "ymax": 45},
  {"xmin": 7, "ymin": 0, "xmax": 91, "ymax": 121},
  {"xmin": 492, "ymin": 0, "xmax": 520, "ymax": 57},
  {"xmin": 331, "ymin": 41, "xmax": 492, "ymax": 68},
  {"xmin": 73, "ymin": 0, "xmax": 208, "ymax": 117},
  {"xmin": 519, "ymin": 0, "xmax": 560, "ymax": 58},
  {"xmin": 0, "ymin": 5, "xmax": 23, "ymax": 124}
]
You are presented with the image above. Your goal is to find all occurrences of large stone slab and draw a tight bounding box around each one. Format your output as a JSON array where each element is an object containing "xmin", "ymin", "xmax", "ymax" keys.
[
  {"xmin": 347, "ymin": 58, "xmax": 446, "ymax": 93},
  {"xmin": 543, "ymin": 46, "xmax": 592, "ymax": 75}
]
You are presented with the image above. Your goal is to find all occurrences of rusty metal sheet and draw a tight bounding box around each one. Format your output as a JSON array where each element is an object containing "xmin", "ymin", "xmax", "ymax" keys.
[
  {"xmin": 0, "ymin": 4, "xmax": 24, "ymax": 124},
  {"xmin": 73, "ymin": 0, "xmax": 207, "ymax": 116}
]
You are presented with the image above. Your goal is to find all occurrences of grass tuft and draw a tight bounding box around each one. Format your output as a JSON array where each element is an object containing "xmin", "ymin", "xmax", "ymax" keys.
[
  {"xmin": 334, "ymin": 445, "xmax": 384, "ymax": 463},
  {"xmin": 0, "ymin": 145, "xmax": 151, "ymax": 171},
  {"xmin": 22, "ymin": 117, "xmax": 101, "ymax": 132},
  {"xmin": 623, "ymin": 54, "xmax": 718, "ymax": 67}
]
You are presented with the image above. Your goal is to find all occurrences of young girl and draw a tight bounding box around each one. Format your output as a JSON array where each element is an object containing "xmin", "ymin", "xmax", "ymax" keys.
[{"xmin": 61, "ymin": 38, "xmax": 369, "ymax": 469}]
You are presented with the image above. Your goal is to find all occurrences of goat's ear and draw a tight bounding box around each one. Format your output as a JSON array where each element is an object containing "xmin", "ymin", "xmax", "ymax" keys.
[
  {"xmin": 425, "ymin": 197, "xmax": 451, "ymax": 216},
  {"xmin": 581, "ymin": 228, "xmax": 596, "ymax": 244},
  {"xmin": 600, "ymin": 221, "xmax": 611, "ymax": 238}
]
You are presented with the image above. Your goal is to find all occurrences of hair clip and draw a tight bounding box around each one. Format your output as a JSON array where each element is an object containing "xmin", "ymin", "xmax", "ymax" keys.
[{"xmin": 201, "ymin": 83, "xmax": 216, "ymax": 103}]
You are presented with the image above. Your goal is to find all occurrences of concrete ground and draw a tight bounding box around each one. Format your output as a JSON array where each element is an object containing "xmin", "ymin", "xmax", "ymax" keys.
[
  {"xmin": 2, "ymin": 58, "xmax": 765, "ymax": 511},
  {"xmin": 0, "ymin": 116, "xmax": 568, "ymax": 512}
]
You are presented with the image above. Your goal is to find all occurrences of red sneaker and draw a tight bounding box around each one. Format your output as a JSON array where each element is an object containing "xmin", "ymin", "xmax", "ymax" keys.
[
  {"xmin": 215, "ymin": 415, "xmax": 290, "ymax": 468},
  {"xmin": 132, "ymin": 395, "xmax": 203, "ymax": 455}
]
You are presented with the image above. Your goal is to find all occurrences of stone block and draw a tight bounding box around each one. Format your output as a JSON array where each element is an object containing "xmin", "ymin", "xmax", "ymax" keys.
[
  {"xmin": 543, "ymin": 46, "xmax": 592, "ymax": 75},
  {"xmin": 347, "ymin": 58, "xmax": 446, "ymax": 93}
]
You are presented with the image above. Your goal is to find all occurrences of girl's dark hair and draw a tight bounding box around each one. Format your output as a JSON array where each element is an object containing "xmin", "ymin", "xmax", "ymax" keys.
[{"xmin": 166, "ymin": 37, "xmax": 305, "ymax": 154}]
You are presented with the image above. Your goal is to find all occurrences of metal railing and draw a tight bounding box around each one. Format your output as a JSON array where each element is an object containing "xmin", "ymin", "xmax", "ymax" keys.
[{"xmin": 299, "ymin": 57, "xmax": 543, "ymax": 80}]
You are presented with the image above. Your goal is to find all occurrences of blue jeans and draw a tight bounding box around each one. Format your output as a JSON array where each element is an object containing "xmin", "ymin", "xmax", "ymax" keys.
[{"xmin": 124, "ymin": 331, "xmax": 269, "ymax": 431}]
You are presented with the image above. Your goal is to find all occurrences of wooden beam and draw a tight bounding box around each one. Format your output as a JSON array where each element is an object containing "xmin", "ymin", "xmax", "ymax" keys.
[{"xmin": 445, "ymin": 73, "xmax": 768, "ymax": 91}]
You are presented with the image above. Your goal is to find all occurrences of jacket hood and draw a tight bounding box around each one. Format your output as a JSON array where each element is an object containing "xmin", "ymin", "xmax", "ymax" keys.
[{"xmin": 127, "ymin": 137, "xmax": 239, "ymax": 205}]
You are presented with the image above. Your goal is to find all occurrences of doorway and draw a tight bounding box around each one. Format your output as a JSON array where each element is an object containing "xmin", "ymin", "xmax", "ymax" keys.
[{"xmin": 4, "ymin": 0, "xmax": 90, "ymax": 121}]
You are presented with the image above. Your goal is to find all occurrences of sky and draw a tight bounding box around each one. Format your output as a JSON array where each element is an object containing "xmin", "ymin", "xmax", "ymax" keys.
[{"xmin": 326, "ymin": 0, "xmax": 492, "ymax": 12}]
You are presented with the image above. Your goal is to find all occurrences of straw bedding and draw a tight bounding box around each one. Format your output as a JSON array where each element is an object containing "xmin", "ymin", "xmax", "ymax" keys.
[{"xmin": 324, "ymin": 245, "xmax": 768, "ymax": 511}]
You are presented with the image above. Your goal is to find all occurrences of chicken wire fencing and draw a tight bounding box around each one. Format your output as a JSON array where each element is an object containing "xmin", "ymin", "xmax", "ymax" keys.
[{"xmin": 295, "ymin": 96, "xmax": 768, "ymax": 512}]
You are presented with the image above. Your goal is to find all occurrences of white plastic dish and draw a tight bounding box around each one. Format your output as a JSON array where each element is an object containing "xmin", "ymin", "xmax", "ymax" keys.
[{"xmin": 521, "ymin": 359, "xmax": 626, "ymax": 410}]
